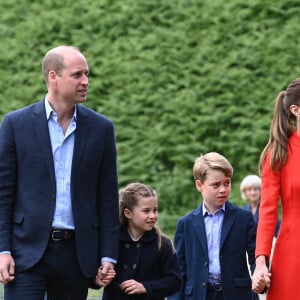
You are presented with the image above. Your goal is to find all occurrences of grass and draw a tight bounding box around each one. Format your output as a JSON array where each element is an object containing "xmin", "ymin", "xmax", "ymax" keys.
[
  {"xmin": 0, "ymin": 284, "xmax": 103, "ymax": 299},
  {"xmin": 88, "ymin": 288, "xmax": 103, "ymax": 299}
]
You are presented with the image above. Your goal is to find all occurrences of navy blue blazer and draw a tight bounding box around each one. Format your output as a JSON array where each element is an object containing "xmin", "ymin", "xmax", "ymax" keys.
[
  {"xmin": 169, "ymin": 201, "xmax": 257, "ymax": 300},
  {"xmin": 0, "ymin": 98, "xmax": 119, "ymax": 277}
]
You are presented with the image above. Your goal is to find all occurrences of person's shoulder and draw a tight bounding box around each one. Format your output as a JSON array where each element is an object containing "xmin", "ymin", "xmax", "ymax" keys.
[
  {"xmin": 242, "ymin": 203, "xmax": 251, "ymax": 210},
  {"xmin": 226, "ymin": 201, "xmax": 252, "ymax": 217},
  {"xmin": 159, "ymin": 232, "xmax": 176, "ymax": 254},
  {"xmin": 77, "ymin": 104, "xmax": 114, "ymax": 124},
  {"xmin": 179, "ymin": 207, "xmax": 200, "ymax": 220},
  {"xmin": 161, "ymin": 232, "xmax": 172, "ymax": 245},
  {"xmin": 3, "ymin": 100, "xmax": 43, "ymax": 121},
  {"xmin": 176, "ymin": 205, "xmax": 202, "ymax": 225}
]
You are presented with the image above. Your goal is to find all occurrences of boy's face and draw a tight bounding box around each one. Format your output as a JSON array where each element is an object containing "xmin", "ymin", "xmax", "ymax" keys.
[{"xmin": 195, "ymin": 169, "xmax": 231, "ymax": 213}]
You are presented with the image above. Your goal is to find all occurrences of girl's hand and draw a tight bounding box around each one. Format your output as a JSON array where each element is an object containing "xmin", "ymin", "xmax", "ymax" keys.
[{"xmin": 120, "ymin": 279, "xmax": 146, "ymax": 295}]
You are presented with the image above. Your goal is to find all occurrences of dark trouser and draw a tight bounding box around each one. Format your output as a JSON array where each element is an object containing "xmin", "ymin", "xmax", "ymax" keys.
[
  {"xmin": 4, "ymin": 238, "xmax": 90, "ymax": 300},
  {"xmin": 206, "ymin": 282, "xmax": 224, "ymax": 300},
  {"xmin": 206, "ymin": 289, "xmax": 224, "ymax": 300}
]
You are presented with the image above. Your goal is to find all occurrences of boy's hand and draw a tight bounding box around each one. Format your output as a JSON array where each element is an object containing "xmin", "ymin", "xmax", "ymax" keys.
[{"xmin": 252, "ymin": 256, "xmax": 271, "ymax": 293}]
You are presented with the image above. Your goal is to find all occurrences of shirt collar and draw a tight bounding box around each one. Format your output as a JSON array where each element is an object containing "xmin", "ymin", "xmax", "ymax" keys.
[
  {"xmin": 202, "ymin": 202, "xmax": 225, "ymax": 216},
  {"xmin": 44, "ymin": 95, "xmax": 77, "ymax": 120}
]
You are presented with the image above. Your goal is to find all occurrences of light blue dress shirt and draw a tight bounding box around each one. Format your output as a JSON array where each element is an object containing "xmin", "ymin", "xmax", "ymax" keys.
[
  {"xmin": 45, "ymin": 98, "xmax": 116, "ymax": 264},
  {"xmin": 45, "ymin": 97, "xmax": 76, "ymax": 230},
  {"xmin": 1, "ymin": 98, "xmax": 116, "ymax": 263},
  {"xmin": 203, "ymin": 203, "xmax": 225, "ymax": 282}
]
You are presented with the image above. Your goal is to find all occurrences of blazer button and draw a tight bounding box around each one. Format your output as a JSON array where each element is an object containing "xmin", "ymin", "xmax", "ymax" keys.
[
  {"xmin": 204, "ymin": 262, "xmax": 208, "ymax": 267},
  {"xmin": 125, "ymin": 243, "xmax": 130, "ymax": 248},
  {"xmin": 202, "ymin": 282, "xmax": 206, "ymax": 287},
  {"xmin": 132, "ymin": 264, "xmax": 137, "ymax": 269},
  {"xmin": 136, "ymin": 244, "xmax": 140, "ymax": 248},
  {"xmin": 123, "ymin": 264, "xmax": 128, "ymax": 270}
]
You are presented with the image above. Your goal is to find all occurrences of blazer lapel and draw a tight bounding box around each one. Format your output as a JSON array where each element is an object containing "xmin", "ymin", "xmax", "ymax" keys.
[
  {"xmin": 71, "ymin": 105, "xmax": 89, "ymax": 176},
  {"xmin": 192, "ymin": 204, "xmax": 209, "ymax": 256},
  {"xmin": 220, "ymin": 201, "xmax": 236, "ymax": 248},
  {"xmin": 32, "ymin": 99, "xmax": 56, "ymax": 193}
]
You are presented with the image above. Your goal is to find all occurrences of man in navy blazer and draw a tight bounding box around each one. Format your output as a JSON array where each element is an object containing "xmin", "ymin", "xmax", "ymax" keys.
[
  {"xmin": 0, "ymin": 46, "xmax": 119, "ymax": 299},
  {"xmin": 169, "ymin": 152, "xmax": 258, "ymax": 300}
]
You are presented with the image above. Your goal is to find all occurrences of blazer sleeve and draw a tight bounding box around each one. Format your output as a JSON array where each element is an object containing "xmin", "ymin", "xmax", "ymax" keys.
[
  {"xmin": 0, "ymin": 115, "xmax": 17, "ymax": 252},
  {"xmin": 255, "ymin": 153, "xmax": 280, "ymax": 260},
  {"xmin": 168, "ymin": 218, "xmax": 185, "ymax": 300},
  {"xmin": 245, "ymin": 209, "xmax": 258, "ymax": 274},
  {"xmin": 97, "ymin": 119, "xmax": 119, "ymax": 260}
]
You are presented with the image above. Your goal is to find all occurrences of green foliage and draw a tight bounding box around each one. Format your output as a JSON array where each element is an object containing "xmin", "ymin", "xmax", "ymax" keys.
[{"xmin": 1, "ymin": 0, "xmax": 299, "ymax": 235}]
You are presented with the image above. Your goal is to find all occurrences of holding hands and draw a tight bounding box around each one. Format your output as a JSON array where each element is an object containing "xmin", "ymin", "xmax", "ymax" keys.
[
  {"xmin": 252, "ymin": 255, "xmax": 271, "ymax": 294},
  {"xmin": 94, "ymin": 262, "xmax": 147, "ymax": 296},
  {"xmin": 94, "ymin": 262, "xmax": 116, "ymax": 287}
]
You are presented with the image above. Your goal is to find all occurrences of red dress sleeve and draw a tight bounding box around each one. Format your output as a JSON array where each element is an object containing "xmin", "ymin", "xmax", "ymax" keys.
[{"xmin": 255, "ymin": 152, "xmax": 280, "ymax": 260}]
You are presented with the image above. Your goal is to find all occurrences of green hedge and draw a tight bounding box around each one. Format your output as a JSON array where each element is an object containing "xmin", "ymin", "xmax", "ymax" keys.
[{"xmin": 0, "ymin": 0, "xmax": 298, "ymax": 235}]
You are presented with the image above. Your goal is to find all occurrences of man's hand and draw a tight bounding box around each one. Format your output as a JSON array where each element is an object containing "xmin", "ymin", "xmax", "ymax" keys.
[
  {"xmin": 0, "ymin": 254, "xmax": 15, "ymax": 284},
  {"xmin": 94, "ymin": 262, "xmax": 115, "ymax": 287}
]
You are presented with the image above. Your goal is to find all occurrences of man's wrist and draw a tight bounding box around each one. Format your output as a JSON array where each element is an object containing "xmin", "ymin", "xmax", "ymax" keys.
[{"xmin": 101, "ymin": 257, "xmax": 116, "ymax": 264}]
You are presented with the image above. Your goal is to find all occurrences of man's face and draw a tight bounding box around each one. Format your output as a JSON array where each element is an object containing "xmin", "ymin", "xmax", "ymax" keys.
[{"xmin": 55, "ymin": 52, "xmax": 89, "ymax": 105}]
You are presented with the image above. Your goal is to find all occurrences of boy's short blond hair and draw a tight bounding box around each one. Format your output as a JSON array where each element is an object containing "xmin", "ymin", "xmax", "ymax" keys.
[{"xmin": 193, "ymin": 152, "xmax": 233, "ymax": 182}]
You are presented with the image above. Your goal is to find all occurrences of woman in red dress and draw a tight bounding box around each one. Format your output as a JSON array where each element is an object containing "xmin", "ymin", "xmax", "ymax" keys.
[{"xmin": 252, "ymin": 78, "xmax": 300, "ymax": 299}]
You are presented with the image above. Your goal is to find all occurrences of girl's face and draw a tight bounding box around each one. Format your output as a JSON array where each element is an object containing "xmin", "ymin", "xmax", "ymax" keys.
[
  {"xmin": 195, "ymin": 169, "xmax": 231, "ymax": 213},
  {"xmin": 244, "ymin": 186, "xmax": 261, "ymax": 203},
  {"xmin": 125, "ymin": 196, "xmax": 158, "ymax": 235}
]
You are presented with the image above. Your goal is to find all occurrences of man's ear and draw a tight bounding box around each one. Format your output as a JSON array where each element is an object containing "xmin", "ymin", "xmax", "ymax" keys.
[{"xmin": 48, "ymin": 70, "xmax": 57, "ymax": 85}]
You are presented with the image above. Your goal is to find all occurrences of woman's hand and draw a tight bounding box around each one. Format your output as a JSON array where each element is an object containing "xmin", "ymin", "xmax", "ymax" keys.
[{"xmin": 252, "ymin": 255, "xmax": 271, "ymax": 293}]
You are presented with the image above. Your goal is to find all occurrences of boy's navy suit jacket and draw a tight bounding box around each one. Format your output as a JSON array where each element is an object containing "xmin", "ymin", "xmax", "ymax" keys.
[{"xmin": 169, "ymin": 201, "xmax": 257, "ymax": 300}]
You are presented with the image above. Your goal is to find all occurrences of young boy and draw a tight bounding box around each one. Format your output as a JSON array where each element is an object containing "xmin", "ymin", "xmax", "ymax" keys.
[{"xmin": 169, "ymin": 152, "xmax": 258, "ymax": 300}]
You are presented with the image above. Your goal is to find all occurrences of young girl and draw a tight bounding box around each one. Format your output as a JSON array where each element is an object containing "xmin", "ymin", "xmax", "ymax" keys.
[{"xmin": 102, "ymin": 182, "xmax": 182, "ymax": 300}]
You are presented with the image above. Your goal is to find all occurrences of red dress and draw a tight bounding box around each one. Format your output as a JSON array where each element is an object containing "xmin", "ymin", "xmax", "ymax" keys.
[{"xmin": 256, "ymin": 130, "xmax": 300, "ymax": 299}]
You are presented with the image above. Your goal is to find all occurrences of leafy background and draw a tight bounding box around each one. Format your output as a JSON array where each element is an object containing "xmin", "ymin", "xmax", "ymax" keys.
[
  {"xmin": 2, "ymin": 0, "xmax": 299, "ymax": 298},
  {"xmin": 1, "ymin": 0, "xmax": 298, "ymax": 234}
]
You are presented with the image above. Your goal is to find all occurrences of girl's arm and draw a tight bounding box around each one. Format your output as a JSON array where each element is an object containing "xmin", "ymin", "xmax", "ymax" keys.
[{"xmin": 142, "ymin": 236, "xmax": 182, "ymax": 298}]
